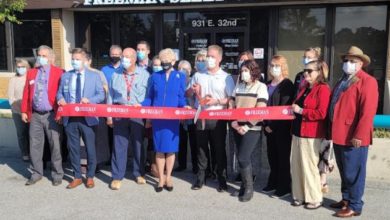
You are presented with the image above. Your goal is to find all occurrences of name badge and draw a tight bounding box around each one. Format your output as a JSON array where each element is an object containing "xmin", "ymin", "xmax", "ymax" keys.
[{"xmin": 29, "ymin": 80, "xmax": 35, "ymax": 85}]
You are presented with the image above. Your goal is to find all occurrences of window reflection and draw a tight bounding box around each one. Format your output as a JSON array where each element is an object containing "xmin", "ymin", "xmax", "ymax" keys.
[
  {"xmin": 277, "ymin": 8, "xmax": 326, "ymax": 79},
  {"xmin": 0, "ymin": 24, "xmax": 7, "ymax": 70},
  {"xmin": 333, "ymin": 5, "xmax": 387, "ymax": 113},
  {"xmin": 89, "ymin": 13, "xmax": 112, "ymax": 69},
  {"xmin": 119, "ymin": 13, "xmax": 155, "ymax": 54},
  {"xmin": 163, "ymin": 13, "xmax": 179, "ymax": 49}
]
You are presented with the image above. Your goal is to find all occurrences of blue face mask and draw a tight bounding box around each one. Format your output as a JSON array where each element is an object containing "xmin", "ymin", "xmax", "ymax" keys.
[
  {"xmin": 71, "ymin": 59, "xmax": 83, "ymax": 71},
  {"xmin": 153, "ymin": 66, "xmax": 163, "ymax": 73},
  {"xmin": 37, "ymin": 56, "xmax": 48, "ymax": 66},
  {"xmin": 122, "ymin": 57, "xmax": 132, "ymax": 69},
  {"xmin": 16, "ymin": 67, "xmax": 27, "ymax": 76},
  {"xmin": 137, "ymin": 51, "xmax": 146, "ymax": 61},
  {"xmin": 195, "ymin": 61, "xmax": 207, "ymax": 73}
]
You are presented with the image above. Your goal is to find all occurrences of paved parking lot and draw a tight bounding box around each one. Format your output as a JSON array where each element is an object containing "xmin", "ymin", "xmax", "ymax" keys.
[{"xmin": 0, "ymin": 143, "xmax": 389, "ymax": 220}]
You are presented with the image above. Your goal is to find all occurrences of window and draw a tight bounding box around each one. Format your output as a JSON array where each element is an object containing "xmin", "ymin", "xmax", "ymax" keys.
[
  {"xmin": 0, "ymin": 23, "xmax": 7, "ymax": 70},
  {"xmin": 163, "ymin": 13, "xmax": 179, "ymax": 49},
  {"xmin": 13, "ymin": 10, "xmax": 52, "ymax": 58},
  {"xmin": 119, "ymin": 13, "xmax": 155, "ymax": 55},
  {"xmin": 333, "ymin": 5, "xmax": 387, "ymax": 113},
  {"xmin": 277, "ymin": 8, "xmax": 326, "ymax": 79}
]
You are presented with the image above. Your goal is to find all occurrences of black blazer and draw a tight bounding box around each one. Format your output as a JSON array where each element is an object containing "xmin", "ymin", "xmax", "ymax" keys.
[{"xmin": 265, "ymin": 78, "xmax": 295, "ymax": 132}]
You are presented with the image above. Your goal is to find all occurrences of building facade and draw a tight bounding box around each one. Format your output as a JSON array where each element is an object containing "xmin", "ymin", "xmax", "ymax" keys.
[{"xmin": 0, "ymin": 0, "xmax": 389, "ymax": 112}]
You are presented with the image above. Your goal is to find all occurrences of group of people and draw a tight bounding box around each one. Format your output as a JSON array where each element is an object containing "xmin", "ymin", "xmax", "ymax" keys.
[{"xmin": 8, "ymin": 40, "xmax": 378, "ymax": 217}]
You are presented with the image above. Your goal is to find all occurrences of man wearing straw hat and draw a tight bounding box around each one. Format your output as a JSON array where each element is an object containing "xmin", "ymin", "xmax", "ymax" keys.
[{"xmin": 328, "ymin": 46, "xmax": 378, "ymax": 217}]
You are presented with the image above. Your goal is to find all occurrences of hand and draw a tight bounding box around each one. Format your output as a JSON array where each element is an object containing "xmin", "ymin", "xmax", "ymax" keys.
[
  {"xmin": 145, "ymin": 120, "xmax": 152, "ymax": 128},
  {"xmin": 265, "ymin": 126, "xmax": 273, "ymax": 133},
  {"xmin": 80, "ymin": 98, "xmax": 89, "ymax": 104},
  {"xmin": 106, "ymin": 118, "xmax": 113, "ymax": 128},
  {"xmin": 237, "ymin": 127, "xmax": 247, "ymax": 135},
  {"xmin": 133, "ymin": 103, "xmax": 142, "ymax": 107},
  {"xmin": 231, "ymin": 121, "xmax": 239, "ymax": 129},
  {"xmin": 21, "ymin": 113, "xmax": 28, "ymax": 123},
  {"xmin": 57, "ymin": 99, "xmax": 66, "ymax": 106},
  {"xmin": 292, "ymin": 104, "xmax": 302, "ymax": 114},
  {"xmin": 205, "ymin": 98, "xmax": 218, "ymax": 106},
  {"xmin": 55, "ymin": 117, "xmax": 62, "ymax": 124},
  {"xmin": 184, "ymin": 105, "xmax": 192, "ymax": 109},
  {"xmin": 351, "ymin": 138, "xmax": 362, "ymax": 148},
  {"xmin": 192, "ymin": 83, "xmax": 200, "ymax": 95}
]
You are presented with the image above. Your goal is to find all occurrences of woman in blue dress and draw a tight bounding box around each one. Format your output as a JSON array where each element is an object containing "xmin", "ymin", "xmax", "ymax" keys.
[{"xmin": 141, "ymin": 48, "xmax": 188, "ymax": 192}]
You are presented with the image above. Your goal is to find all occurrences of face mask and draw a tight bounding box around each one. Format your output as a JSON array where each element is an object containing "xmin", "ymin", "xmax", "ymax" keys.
[
  {"xmin": 271, "ymin": 66, "xmax": 282, "ymax": 77},
  {"xmin": 110, "ymin": 56, "xmax": 121, "ymax": 64},
  {"xmin": 303, "ymin": 57, "xmax": 313, "ymax": 65},
  {"xmin": 238, "ymin": 60, "xmax": 244, "ymax": 69},
  {"xmin": 206, "ymin": 57, "xmax": 217, "ymax": 69},
  {"xmin": 71, "ymin": 59, "xmax": 83, "ymax": 71},
  {"xmin": 180, "ymin": 68, "xmax": 190, "ymax": 76},
  {"xmin": 121, "ymin": 57, "xmax": 132, "ymax": 69},
  {"xmin": 153, "ymin": 66, "xmax": 163, "ymax": 73},
  {"xmin": 343, "ymin": 61, "xmax": 357, "ymax": 75},
  {"xmin": 37, "ymin": 56, "xmax": 48, "ymax": 66},
  {"xmin": 161, "ymin": 62, "xmax": 172, "ymax": 71},
  {"xmin": 16, "ymin": 67, "xmax": 27, "ymax": 76},
  {"xmin": 137, "ymin": 51, "xmax": 146, "ymax": 61},
  {"xmin": 241, "ymin": 70, "xmax": 251, "ymax": 83},
  {"xmin": 195, "ymin": 61, "xmax": 207, "ymax": 73}
]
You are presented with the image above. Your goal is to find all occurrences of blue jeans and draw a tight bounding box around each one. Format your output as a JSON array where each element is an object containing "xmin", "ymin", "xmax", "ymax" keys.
[
  {"xmin": 111, "ymin": 118, "xmax": 145, "ymax": 180},
  {"xmin": 334, "ymin": 144, "xmax": 368, "ymax": 213}
]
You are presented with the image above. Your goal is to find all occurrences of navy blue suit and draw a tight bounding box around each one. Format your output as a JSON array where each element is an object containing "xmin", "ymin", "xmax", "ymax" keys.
[{"xmin": 57, "ymin": 69, "xmax": 105, "ymax": 179}]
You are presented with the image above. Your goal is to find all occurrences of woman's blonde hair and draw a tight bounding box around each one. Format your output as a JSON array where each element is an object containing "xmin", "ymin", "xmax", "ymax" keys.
[
  {"xmin": 15, "ymin": 58, "xmax": 31, "ymax": 70},
  {"xmin": 268, "ymin": 55, "xmax": 289, "ymax": 79},
  {"xmin": 304, "ymin": 47, "xmax": 321, "ymax": 58},
  {"xmin": 158, "ymin": 48, "xmax": 176, "ymax": 63},
  {"xmin": 306, "ymin": 60, "xmax": 329, "ymax": 83},
  {"xmin": 195, "ymin": 49, "xmax": 207, "ymax": 62}
]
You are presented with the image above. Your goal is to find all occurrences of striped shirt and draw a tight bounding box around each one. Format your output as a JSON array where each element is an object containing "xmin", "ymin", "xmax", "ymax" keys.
[{"xmin": 231, "ymin": 80, "xmax": 268, "ymax": 130}]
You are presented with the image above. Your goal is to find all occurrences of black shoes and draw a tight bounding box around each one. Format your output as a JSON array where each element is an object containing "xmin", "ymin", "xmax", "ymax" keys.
[
  {"xmin": 164, "ymin": 185, "xmax": 174, "ymax": 192},
  {"xmin": 25, "ymin": 177, "xmax": 42, "ymax": 186},
  {"xmin": 191, "ymin": 179, "xmax": 204, "ymax": 190},
  {"xmin": 155, "ymin": 186, "xmax": 164, "ymax": 193},
  {"xmin": 239, "ymin": 167, "xmax": 253, "ymax": 202},
  {"xmin": 217, "ymin": 181, "xmax": 228, "ymax": 192}
]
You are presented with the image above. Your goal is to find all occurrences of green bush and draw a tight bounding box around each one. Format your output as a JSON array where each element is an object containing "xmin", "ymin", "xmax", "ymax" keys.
[{"xmin": 374, "ymin": 128, "xmax": 390, "ymax": 138}]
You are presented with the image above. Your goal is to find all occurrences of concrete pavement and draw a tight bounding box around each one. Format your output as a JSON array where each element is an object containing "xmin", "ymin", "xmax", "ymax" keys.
[{"xmin": 1, "ymin": 142, "xmax": 390, "ymax": 220}]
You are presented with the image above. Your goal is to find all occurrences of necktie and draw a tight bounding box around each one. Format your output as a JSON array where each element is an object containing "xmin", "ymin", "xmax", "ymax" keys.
[{"xmin": 76, "ymin": 73, "xmax": 81, "ymax": 103}]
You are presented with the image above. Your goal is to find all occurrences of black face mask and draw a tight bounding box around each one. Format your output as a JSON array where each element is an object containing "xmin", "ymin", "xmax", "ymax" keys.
[
  {"xmin": 110, "ymin": 56, "xmax": 121, "ymax": 64},
  {"xmin": 161, "ymin": 62, "xmax": 172, "ymax": 71}
]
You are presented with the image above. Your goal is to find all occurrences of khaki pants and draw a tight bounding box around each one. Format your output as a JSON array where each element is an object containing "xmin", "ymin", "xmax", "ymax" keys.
[{"xmin": 290, "ymin": 135, "xmax": 322, "ymax": 203}]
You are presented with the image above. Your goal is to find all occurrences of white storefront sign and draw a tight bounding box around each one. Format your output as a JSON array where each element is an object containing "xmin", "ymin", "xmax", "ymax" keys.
[{"xmin": 84, "ymin": 0, "xmax": 224, "ymax": 5}]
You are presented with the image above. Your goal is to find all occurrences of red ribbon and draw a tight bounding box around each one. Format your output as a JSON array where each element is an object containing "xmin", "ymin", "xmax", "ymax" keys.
[{"xmin": 56, "ymin": 104, "xmax": 295, "ymax": 120}]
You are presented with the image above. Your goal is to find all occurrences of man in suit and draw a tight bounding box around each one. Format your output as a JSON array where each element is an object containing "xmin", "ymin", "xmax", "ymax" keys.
[
  {"xmin": 21, "ymin": 45, "xmax": 64, "ymax": 186},
  {"xmin": 57, "ymin": 48, "xmax": 105, "ymax": 189},
  {"xmin": 136, "ymin": 40, "xmax": 153, "ymax": 74},
  {"xmin": 328, "ymin": 46, "xmax": 378, "ymax": 217}
]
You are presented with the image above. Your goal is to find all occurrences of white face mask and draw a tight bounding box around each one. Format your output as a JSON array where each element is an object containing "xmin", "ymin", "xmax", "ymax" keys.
[
  {"xmin": 343, "ymin": 61, "xmax": 357, "ymax": 75},
  {"xmin": 121, "ymin": 57, "xmax": 132, "ymax": 69},
  {"xmin": 16, "ymin": 67, "xmax": 27, "ymax": 76},
  {"xmin": 241, "ymin": 70, "xmax": 251, "ymax": 83},
  {"xmin": 271, "ymin": 66, "xmax": 282, "ymax": 77},
  {"xmin": 206, "ymin": 57, "xmax": 217, "ymax": 69}
]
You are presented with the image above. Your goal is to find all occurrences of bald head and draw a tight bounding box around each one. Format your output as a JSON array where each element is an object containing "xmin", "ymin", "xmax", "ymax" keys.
[{"xmin": 123, "ymin": 48, "xmax": 136, "ymax": 60}]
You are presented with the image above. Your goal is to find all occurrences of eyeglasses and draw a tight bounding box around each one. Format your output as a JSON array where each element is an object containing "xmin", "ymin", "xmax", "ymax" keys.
[
  {"xmin": 343, "ymin": 59, "xmax": 359, "ymax": 63},
  {"xmin": 303, "ymin": 69, "xmax": 319, "ymax": 74}
]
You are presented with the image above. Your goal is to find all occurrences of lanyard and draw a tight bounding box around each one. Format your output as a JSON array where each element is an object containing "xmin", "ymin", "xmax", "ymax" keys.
[{"xmin": 123, "ymin": 73, "xmax": 136, "ymax": 101}]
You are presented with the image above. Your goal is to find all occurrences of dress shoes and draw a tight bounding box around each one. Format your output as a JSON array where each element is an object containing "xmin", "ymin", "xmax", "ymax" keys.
[
  {"xmin": 217, "ymin": 182, "xmax": 228, "ymax": 193},
  {"xmin": 25, "ymin": 177, "xmax": 42, "ymax": 186},
  {"xmin": 86, "ymin": 178, "xmax": 95, "ymax": 188},
  {"xmin": 330, "ymin": 200, "xmax": 349, "ymax": 209},
  {"xmin": 335, "ymin": 208, "xmax": 361, "ymax": 217},
  {"xmin": 164, "ymin": 185, "xmax": 173, "ymax": 192},
  {"xmin": 66, "ymin": 178, "xmax": 83, "ymax": 189},
  {"xmin": 52, "ymin": 179, "xmax": 62, "ymax": 186},
  {"xmin": 110, "ymin": 180, "xmax": 121, "ymax": 190},
  {"xmin": 155, "ymin": 185, "xmax": 164, "ymax": 193}
]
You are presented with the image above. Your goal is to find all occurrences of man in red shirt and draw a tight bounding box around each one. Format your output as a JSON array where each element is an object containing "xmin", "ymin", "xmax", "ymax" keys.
[{"xmin": 328, "ymin": 46, "xmax": 378, "ymax": 217}]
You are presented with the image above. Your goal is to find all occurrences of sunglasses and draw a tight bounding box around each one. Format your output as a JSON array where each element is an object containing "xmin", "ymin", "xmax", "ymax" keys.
[
  {"xmin": 303, "ymin": 68, "xmax": 318, "ymax": 74},
  {"xmin": 343, "ymin": 59, "xmax": 359, "ymax": 63}
]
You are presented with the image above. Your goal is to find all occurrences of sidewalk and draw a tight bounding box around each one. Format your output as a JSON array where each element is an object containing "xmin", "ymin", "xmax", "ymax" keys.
[{"xmin": 0, "ymin": 142, "xmax": 389, "ymax": 220}]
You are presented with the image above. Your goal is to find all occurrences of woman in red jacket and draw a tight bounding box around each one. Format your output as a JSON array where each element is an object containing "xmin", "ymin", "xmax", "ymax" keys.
[{"xmin": 290, "ymin": 60, "xmax": 331, "ymax": 209}]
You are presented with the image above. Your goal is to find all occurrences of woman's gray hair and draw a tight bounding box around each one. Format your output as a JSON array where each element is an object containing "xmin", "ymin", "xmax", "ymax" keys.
[
  {"xmin": 195, "ymin": 49, "xmax": 207, "ymax": 62},
  {"xmin": 178, "ymin": 60, "xmax": 192, "ymax": 72}
]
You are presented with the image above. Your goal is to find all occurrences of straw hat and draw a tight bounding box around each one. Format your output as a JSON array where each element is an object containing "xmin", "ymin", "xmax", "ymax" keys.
[{"xmin": 341, "ymin": 46, "xmax": 371, "ymax": 67}]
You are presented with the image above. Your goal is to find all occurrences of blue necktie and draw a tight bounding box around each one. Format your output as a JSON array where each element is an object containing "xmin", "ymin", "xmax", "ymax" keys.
[{"xmin": 76, "ymin": 73, "xmax": 81, "ymax": 103}]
